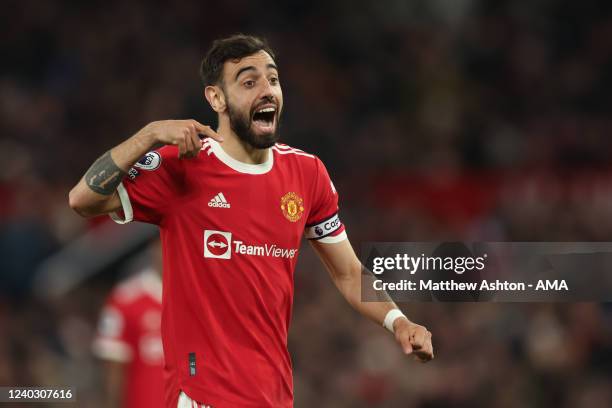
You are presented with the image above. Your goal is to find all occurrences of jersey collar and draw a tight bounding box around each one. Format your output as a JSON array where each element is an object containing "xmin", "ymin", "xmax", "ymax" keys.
[{"xmin": 209, "ymin": 138, "xmax": 273, "ymax": 175}]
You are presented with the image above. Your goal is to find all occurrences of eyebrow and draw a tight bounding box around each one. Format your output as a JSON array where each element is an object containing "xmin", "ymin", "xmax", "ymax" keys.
[{"xmin": 234, "ymin": 63, "xmax": 279, "ymax": 81}]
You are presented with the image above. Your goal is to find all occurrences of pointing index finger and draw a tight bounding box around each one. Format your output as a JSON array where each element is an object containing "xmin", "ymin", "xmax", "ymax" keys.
[{"xmin": 191, "ymin": 120, "xmax": 223, "ymax": 142}]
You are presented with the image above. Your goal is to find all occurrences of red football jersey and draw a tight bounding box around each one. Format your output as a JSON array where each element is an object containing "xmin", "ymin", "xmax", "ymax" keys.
[
  {"xmin": 111, "ymin": 139, "xmax": 346, "ymax": 408},
  {"xmin": 93, "ymin": 269, "xmax": 164, "ymax": 408}
]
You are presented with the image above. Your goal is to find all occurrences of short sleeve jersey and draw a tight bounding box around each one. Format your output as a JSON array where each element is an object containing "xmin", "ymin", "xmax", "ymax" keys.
[{"xmin": 112, "ymin": 139, "xmax": 346, "ymax": 407}]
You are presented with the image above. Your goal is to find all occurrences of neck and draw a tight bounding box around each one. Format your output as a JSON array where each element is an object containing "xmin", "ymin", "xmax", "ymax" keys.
[{"xmin": 216, "ymin": 122, "xmax": 269, "ymax": 165}]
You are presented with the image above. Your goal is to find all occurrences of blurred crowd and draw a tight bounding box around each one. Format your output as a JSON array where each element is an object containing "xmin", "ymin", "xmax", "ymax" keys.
[{"xmin": 1, "ymin": 0, "xmax": 612, "ymax": 406}]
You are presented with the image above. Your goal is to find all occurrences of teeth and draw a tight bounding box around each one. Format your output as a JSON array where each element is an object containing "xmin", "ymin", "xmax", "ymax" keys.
[{"xmin": 257, "ymin": 107, "xmax": 276, "ymax": 113}]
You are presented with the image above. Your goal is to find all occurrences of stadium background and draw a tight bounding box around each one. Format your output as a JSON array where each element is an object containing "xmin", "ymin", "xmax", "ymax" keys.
[{"xmin": 2, "ymin": 0, "xmax": 612, "ymax": 406}]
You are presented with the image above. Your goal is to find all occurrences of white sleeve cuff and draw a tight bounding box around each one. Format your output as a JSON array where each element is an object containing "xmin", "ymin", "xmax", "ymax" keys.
[
  {"xmin": 317, "ymin": 230, "xmax": 347, "ymax": 244},
  {"xmin": 109, "ymin": 182, "xmax": 133, "ymax": 224},
  {"xmin": 92, "ymin": 338, "xmax": 133, "ymax": 362}
]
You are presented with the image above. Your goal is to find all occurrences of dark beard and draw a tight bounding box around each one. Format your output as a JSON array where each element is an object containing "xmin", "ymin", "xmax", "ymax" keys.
[{"xmin": 227, "ymin": 100, "xmax": 280, "ymax": 149}]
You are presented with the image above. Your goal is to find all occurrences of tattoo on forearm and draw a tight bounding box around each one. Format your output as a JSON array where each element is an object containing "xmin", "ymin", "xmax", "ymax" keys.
[{"xmin": 85, "ymin": 151, "xmax": 126, "ymax": 195}]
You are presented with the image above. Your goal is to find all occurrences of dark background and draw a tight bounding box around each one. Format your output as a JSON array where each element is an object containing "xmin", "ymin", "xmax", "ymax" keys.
[{"xmin": 1, "ymin": 0, "xmax": 612, "ymax": 406}]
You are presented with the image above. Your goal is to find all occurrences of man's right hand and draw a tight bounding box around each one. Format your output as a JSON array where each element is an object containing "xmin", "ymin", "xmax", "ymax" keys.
[{"xmin": 140, "ymin": 119, "xmax": 223, "ymax": 159}]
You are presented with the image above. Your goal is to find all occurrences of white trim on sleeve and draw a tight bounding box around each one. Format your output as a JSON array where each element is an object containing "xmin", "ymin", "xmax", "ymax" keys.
[
  {"xmin": 92, "ymin": 337, "xmax": 133, "ymax": 362},
  {"xmin": 109, "ymin": 182, "xmax": 133, "ymax": 224},
  {"xmin": 317, "ymin": 230, "xmax": 347, "ymax": 244}
]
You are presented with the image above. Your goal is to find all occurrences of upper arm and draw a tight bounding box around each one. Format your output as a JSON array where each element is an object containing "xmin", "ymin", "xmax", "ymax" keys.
[
  {"xmin": 69, "ymin": 178, "xmax": 122, "ymax": 218},
  {"xmin": 310, "ymin": 238, "xmax": 361, "ymax": 282},
  {"xmin": 99, "ymin": 191, "xmax": 122, "ymax": 214},
  {"xmin": 305, "ymin": 157, "xmax": 346, "ymax": 243}
]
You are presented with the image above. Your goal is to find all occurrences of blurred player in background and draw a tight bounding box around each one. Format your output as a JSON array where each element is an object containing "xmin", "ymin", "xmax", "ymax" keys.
[
  {"xmin": 69, "ymin": 34, "xmax": 433, "ymax": 407},
  {"xmin": 92, "ymin": 239, "xmax": 164, "ymax": 408}
]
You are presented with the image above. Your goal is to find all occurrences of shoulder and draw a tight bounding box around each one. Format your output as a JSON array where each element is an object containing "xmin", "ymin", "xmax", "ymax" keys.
[
  {"xmin": 272, "ymin": 143, "xmax": 316, "ymax": 159},
  {"xmin": 126, "ymin": 146, "xmax": 182, "ymax": 182},
  {"xmin": 272, "ymin": 143, "xmax": 337, "ymax": 186},
  {"xmin": 272, "ymin": 143, "xmax": 323, "ymax": 171},
  {"xmin": 135, "ymin": 146, "xmax": 177, "ymax": 169}
]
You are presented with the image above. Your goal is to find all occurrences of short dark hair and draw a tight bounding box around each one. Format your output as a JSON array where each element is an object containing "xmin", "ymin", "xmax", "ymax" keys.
[{"xmin": 199, "ymin": 34, "xmax": 276, "ymax": 86}]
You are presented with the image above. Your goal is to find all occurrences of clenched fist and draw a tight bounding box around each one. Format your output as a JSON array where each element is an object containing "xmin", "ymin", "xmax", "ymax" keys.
[
  {"xmin": 140, "ymin": 119, "xmax": 223, "ymax": 159},
  {"xmin": 394, "ymin": 318, "xmax": 434, "ymax": 362}
]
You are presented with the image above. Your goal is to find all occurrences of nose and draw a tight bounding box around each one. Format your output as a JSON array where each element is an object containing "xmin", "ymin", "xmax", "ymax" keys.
[{"xmin": 259, "ymin": 78, "xmax": 275, "ymax": 100}]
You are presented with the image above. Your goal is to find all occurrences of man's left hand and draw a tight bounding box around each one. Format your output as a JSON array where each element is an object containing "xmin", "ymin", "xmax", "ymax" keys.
[{"xmin": 393, "ymin": 318, "xmax": 434, "ymax": 362}]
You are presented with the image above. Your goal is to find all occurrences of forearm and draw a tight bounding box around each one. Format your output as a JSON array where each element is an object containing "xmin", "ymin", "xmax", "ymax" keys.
[
  {"xmin": 312, "ymin": 239, "xmax": 407, "ymax": 328},
  {"xmin": 332, "ymin": 262, "xmax": 404, "ymax": 327},
  {"xmin": 312, "ymin": 240, "xmax": 433, "ymax": 359},
  {"xmin": 69, "ymin": 126, "xmax": 156, "ymax": 217},
  {"xmin": 110, "ymin": 129, "xmax": 157, "ymax": 171}
]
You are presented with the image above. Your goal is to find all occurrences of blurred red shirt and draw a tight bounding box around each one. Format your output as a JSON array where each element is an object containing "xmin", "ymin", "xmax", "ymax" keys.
[{"xmin": 93, "ymin": 268, "xmax": 164, "ymax": 408}]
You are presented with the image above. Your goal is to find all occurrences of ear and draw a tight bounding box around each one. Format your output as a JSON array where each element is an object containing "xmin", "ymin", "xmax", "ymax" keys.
[{"xmin": 204, "ymin": 85, "xmax": 227, "ymax": 113}]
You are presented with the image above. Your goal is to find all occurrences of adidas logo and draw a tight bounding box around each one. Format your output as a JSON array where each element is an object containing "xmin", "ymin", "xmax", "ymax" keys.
[{"xmin": 208, "ymin": 192, "xmax": 231, "ymax": 208}]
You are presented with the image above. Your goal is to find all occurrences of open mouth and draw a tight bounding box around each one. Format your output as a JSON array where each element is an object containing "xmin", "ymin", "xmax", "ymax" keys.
[{"xmin": 252, "ymin": 106, "xmax": 276, "ymax": 131}]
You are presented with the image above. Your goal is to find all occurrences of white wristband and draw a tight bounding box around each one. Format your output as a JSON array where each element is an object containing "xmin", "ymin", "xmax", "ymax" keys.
[{"xmin": 383, "ymin": 309, "xmax": 406, "ymax": 333}]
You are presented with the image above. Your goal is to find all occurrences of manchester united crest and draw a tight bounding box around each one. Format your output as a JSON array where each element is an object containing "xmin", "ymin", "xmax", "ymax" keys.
[{"xmin": 280, "ymin": 192, "xmax": 304, "ymax": 222}]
